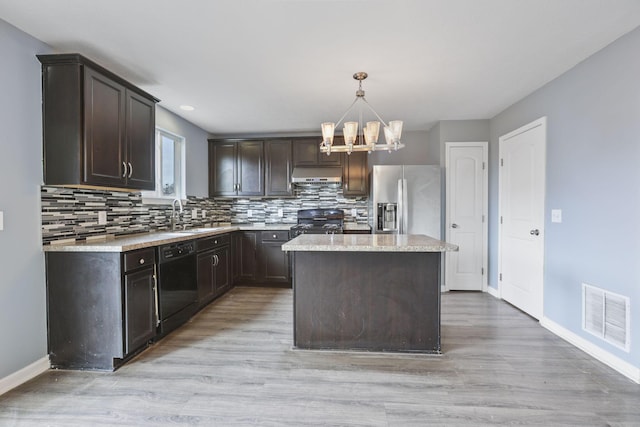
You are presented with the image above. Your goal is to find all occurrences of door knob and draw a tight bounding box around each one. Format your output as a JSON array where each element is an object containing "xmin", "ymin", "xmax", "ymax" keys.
[
  {"xmin": 530, "ymin": 229, "xmax": 540, "ymax": 236},
  {"xmin": 451, "ymin": 223, "xmax": 459, "ymax": 228}
]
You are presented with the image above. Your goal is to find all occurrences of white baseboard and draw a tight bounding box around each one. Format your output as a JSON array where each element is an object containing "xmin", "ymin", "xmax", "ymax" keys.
[
  {"xmin": 486, "ymin": 286, "xmax": 500, "ymax": 299},
  {"xmin": 540, "ymin": 316, "xmax": 640, "ymax": 384},
  {"xmin": 0, "ymin": 356, "xmax": 50, "ymax": 396}
]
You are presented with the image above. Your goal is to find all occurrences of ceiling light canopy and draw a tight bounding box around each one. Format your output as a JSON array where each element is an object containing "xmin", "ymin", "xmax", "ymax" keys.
[{"xmin": 320, "ymin": 72, "xmax": 404, "ymax": 155}]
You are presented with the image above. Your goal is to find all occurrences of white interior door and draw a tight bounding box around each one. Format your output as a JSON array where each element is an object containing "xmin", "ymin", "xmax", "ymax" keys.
[
  {"xmin": 445, "ymin": 142, "xmax": 488, "ymax": 291},
  {"xmin": 499, "ymin": 117, "xmax": 546, "ymax": 320}
]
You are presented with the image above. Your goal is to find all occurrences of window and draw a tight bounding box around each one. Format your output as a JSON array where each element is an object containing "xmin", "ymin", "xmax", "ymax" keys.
[{"xmin": 142, "ymin": 128, "xmax": 186, "ymax": 202}]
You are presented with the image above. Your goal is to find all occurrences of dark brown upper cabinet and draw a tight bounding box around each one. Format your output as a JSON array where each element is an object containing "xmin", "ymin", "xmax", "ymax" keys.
[
  {"xmin": 37, "ymin": 54, "xmax": 158, "ymax": 191},
  {"xmin": 292, "ymin": 137, "xmax": 342, "ymax": 167},
  {"xmin": 342, "ymin": 150, "xmax": 368, "ymax": 196},
  {"xmin": 292, "ymin": 136, "xmax": 367, "ymax": 196},
  {"xmin": 209, "ymin": 140, "xmax": 264, "ymax": 197},
  {"xmin": 265, "ymin": 139, "xmax": 293, "ymax": 197}
]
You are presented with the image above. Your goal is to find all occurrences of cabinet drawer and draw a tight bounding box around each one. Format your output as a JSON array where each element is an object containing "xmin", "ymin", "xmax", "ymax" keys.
[
  {"xmin": 261, "ymin": 230, "xmax": 289, "ymax": 241},
  {"xmin": 197, "ymin": 233, "xmax": 231, "ymax": 252},
  {"xmin": 343, "ymin": 229, "xmax": 372, "ymax": 234},
  {"xmin": 123, "ymin": 248, "xmax": 155, "ymax": 273}
]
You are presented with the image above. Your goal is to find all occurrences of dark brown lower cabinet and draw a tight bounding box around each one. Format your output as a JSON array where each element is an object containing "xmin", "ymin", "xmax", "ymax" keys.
[
  {"xmin": 234, "ymin": 231, "xmax": 259, "ymax": 283},
  {"xmin": 124, "ymin": 267, "xmax": 157, "ymax": 354},
  {"xmin": 342, "ymin": 229, "xmax": 372, "ymax": 235},
  {"xmin": 46, "ymin": 247, "xmax": 157, "ymax": 371},
  {"xmin": 197, "ymin": 234, "xmax": 231, "ymax": 308},
  {"xmin": 233, "ymin": 230, "xmax": 291, "ymax": 287},
  {"xmin": 259, "ymin": 231, "xmax": 290, "ymax": 286}
]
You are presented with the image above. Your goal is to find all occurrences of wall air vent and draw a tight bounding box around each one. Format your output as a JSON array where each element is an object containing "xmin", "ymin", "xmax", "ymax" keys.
[{"xmin": 582, "ymin": 283, "xmax": 630, "ymax": 352}]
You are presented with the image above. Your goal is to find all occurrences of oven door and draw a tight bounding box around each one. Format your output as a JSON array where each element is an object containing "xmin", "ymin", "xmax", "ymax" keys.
[{"xmin": 157, "ymin": 254, "xmax": 197, "ymax": 335}]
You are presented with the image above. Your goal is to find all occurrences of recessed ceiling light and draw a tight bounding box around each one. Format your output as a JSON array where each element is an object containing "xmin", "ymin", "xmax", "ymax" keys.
[{"xmin": 180, "ymin": 105, "xmax": 195, "ymax": 111}]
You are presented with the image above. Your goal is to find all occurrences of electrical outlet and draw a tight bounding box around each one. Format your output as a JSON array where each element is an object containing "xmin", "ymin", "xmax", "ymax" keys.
[
  {"xmin": 277, "ymin": 208, "xmax": 284, "ymax": 217},
  {"xmin": 192, "ymin": 208, "xmax": 199, "ymax": 219},
  {"xmin": 0, "ymin": 211, "xmax": 4, "ymax": 231},
  {"xmin": 551, "ymin": 209, "xmax": 562, "ymax": 223},
  {"xmin": 248, "ymin": 209, "xmax": 253, "ymax": 217},
  {"xmin": 98, "ymin": 211, "xmax": 107, "ymax": 225},
  {"xmin": 351, "ymin": 208, "xmax": 357, "ymax": 217},
  {"xmin": 201, "ymin": 210, "xmax": 206, "ymax": 219}
]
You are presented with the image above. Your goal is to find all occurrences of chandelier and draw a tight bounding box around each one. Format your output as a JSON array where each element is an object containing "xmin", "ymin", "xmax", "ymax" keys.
[{"xmin": 320, "ymin": 72, "xmax": 404, "ymax": 154}]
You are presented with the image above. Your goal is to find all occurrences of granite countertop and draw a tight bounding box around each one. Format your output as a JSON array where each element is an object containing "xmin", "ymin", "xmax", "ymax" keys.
[
  {"xmin": 281, "ymin": 234, "xmax": 458, "ymax": 253},
  {"xmin": 43, "ymin": 223, "xmax": 293, "ymax": 253}
]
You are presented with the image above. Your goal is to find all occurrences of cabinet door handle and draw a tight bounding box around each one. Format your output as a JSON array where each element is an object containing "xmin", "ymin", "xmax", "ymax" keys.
[
  {"xmin": 214, "ymin": 254, "xmax": 219, "ymax": 266},
  {"xmin": 128, "ymin": 162, "xmax": 133, "ymax": 178},
  {"xmin": 122, "ymin": 162, "xmax": 127, "ymax": 178},
  {"xmin": 153, "ymin": 264, "xmax": 160, "ymax": 326}
]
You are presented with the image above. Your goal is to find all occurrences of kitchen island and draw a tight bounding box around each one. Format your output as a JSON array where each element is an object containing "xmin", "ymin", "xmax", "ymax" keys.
[{"xmin": 282, "ymin": 234, "xmax": 458, "ymax": 354}]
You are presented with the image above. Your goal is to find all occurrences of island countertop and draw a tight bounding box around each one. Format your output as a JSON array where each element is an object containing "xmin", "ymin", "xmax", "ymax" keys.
[
  {"xmin": 42, "ymin": 224, "xmax": 293, "ymax": 253},
  {"xmin": 282, "ymin": 233, "xmax": 458, "ymax": 252}
]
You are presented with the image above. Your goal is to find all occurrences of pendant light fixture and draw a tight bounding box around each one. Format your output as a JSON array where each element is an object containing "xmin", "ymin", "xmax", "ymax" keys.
[{"xmin": 320, "ymin": 72, "xmax": 404, "ymax": 154}]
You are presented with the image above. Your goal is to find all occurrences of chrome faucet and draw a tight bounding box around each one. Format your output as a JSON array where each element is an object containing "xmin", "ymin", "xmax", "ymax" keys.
[{"xmin": 170, "ymin": 198, "xmax": 183, "ymax": 231}]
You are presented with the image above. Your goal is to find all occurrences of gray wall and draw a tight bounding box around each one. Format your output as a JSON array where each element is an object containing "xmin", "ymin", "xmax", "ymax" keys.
[
  {"xmin": 368, "ymin": 130, "xmax": 433, "ymax": 166},
  {"xmin": 489, "ymin": 27, "xmax": 640, "ymax": 366},
  {"xmin": 155, "ymin": 106, "xmax": 210, "ymax": 197},
  {"xmin": 436, "ymin": 119, "xmax": 490, "ymax": 165},
  {"xmin": 427, "ymin": 120, "xmax": 490, "ymax": 242},
  {"xmin": 0, "ymin": 19, "xmax": 51, "ymax": 378}
]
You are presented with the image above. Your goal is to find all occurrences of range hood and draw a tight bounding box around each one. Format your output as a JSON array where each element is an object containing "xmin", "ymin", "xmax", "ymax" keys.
[{"xmin": 291, "ymin": 167, "xmax": 342, "ymax": 185}]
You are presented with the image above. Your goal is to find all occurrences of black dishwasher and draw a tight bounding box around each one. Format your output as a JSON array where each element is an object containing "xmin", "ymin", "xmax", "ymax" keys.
[{"xmin": 157, "ymin": 240, "xmax": 197, "ymax": 337}]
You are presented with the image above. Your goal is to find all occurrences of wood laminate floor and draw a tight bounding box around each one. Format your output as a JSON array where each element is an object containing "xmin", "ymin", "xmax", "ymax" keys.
[{"xmin": 1, "ymin": 287, "xmax": 639, "ymax": 426}]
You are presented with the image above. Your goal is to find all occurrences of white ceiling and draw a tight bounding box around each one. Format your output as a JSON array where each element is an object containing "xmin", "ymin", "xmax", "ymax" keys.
[{"xmin": 1, "ymin": 0, "xmax": 639, "ymax": 136}]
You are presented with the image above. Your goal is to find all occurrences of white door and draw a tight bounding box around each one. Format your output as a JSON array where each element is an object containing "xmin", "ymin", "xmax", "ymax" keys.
[
  {"xmin": 445, "ymin": 142, "xmax": 488, "ymax": 291},
  {"xmin": 499, "ymin": 117, "xmax": 546, "ymax": 319}
]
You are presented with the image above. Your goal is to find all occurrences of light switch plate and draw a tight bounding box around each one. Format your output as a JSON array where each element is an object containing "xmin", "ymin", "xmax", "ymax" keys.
[
  {"xmin": 98, "ymin": 211, "xmax": 107, "ymax": 225},
  {"xmin": 277, "ymin": 208, "xmax": 284, "ymax": 217},
  {"xmin": 247, "ymin": 209, "xmax": 253, "ymax": 217},
  {"xmin": 201, "ymin": 210, "xmax": 206, "ymax": 219},
  {"xmin": 192, "ymin": 208, "xmax": 199, "ymax": 219},
  {"xmin": 551, "ymin": 209, "xmax": 562, "ymax": 223},
  {"xmin": 351, "ymin": 208, "xmax": 357, "ymax": 217},
  {"xmin": 0, "ymin": 211, "xmax": 3, "ymax": 231}
]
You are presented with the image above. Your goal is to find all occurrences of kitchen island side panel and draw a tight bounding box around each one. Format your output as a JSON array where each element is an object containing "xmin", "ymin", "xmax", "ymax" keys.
[{"xmin": 292, "ymin": 251, "xmax": 441, "ymax": 353}]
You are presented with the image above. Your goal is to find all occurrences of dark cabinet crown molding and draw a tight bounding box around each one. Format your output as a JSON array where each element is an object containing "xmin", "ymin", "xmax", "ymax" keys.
[{"xmin": 37, "ymin": 53, "xmax": 160, "ymax": 103}]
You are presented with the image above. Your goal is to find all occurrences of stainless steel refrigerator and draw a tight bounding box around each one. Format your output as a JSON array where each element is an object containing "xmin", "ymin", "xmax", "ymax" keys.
[{"xmin": 371, "ymin": 165, "xmax": 441, "ymax": 238}]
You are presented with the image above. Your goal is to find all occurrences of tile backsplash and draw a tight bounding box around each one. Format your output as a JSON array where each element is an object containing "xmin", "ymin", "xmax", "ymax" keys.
[{"xmin": 41, "ymin": 185, "xmax": 369, "ymax": 244}]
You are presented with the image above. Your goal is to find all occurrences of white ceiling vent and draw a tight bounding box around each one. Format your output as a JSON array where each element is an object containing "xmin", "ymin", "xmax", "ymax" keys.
[{"xmin": 583, "ymin": 283, "xmax": 630, "ymax": 352}]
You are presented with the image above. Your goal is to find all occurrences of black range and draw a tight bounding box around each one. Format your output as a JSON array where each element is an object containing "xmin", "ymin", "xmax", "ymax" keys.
[{"xmin": 289, "ymin": 208, "xmax": 345, "ymax": 238}]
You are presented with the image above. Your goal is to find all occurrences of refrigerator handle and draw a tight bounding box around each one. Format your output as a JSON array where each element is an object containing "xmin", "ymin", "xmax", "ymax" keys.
[
  {"xmin": 402, "ymin": 178, "xmax": 408, "ymax": 233},
  {"xmin": 398, "ymin": 179, "xmax": 407, "ymax": 234}
]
